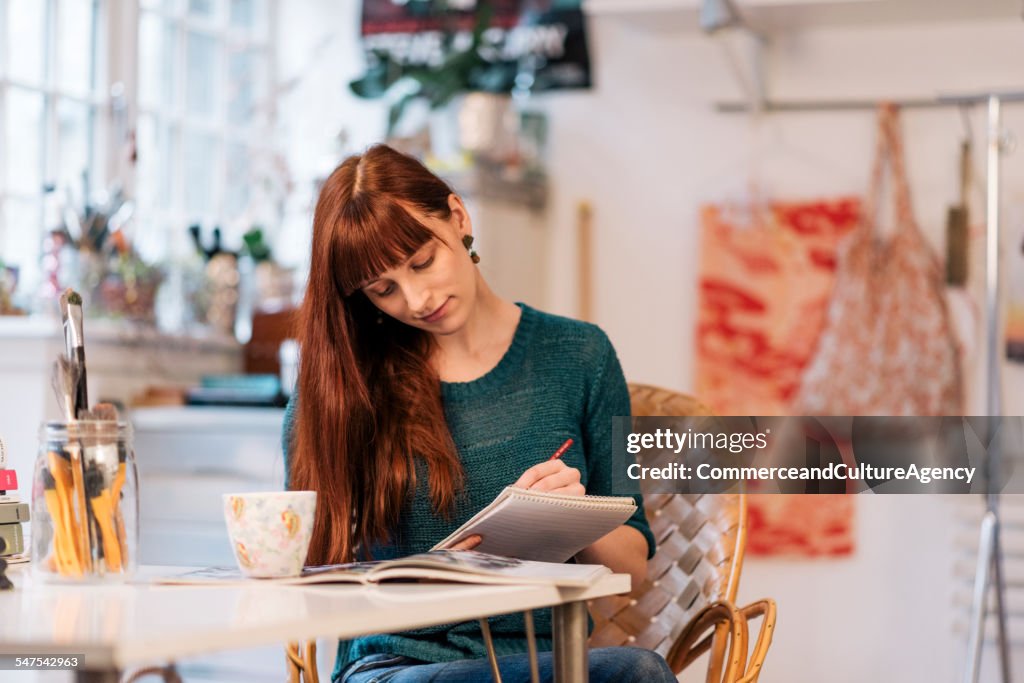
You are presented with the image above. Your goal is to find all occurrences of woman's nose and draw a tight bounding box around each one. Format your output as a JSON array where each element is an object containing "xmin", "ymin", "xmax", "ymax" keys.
[{"xmin": 403, "ymin": 283, "xmax": 431, "ymax": 316}]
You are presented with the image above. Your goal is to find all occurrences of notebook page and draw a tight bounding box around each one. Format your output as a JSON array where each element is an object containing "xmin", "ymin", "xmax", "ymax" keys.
[{"xmin": 433, "ymin": 487, "xmax": 637, "ymax": 563}]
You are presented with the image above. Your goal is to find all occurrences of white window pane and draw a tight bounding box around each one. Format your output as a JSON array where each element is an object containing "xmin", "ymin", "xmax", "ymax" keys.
[
  {"xmin": 57, "ymin": 0, "xmax": 96, "ymax": 94},
  {"xmin": 229, "ymin": 0, "xmax": 251, "ymax": 27},
  {"xmin": 230, "ymin": 0, "xmax": 265, "ymax": 37},
  {"xmin": 188, "ymin": 0, "xmax": 219, "ymax": 20},
  {"xmin": 227, "ymin": 48, "xmax": 266, "ymax": 126},
  {"xmin": 2, "ymin": 198, "xmax": 43, "ymax": 298},
  {"xmin": 7, "ymin": 0, "xmax": 47, "ymax": 85},
  {"xmin": 183, "ymin": 129, "xmax": 217, "ymax": 217},
  {"xmin": 139, "ymin": 12, "xmax": 177, "ymax": 109},
  {"xmin": 56, "ymin": 99, "xmax": 92, "ymax": 193},
  {"xmin": 5, "ymin": 88, "xmax": 45, "ymax": 195},
  {"xmin": 136, "ymin": 115, "xmax": 173, "ymax": 210},
  {"xmin": 224, "ymin": 143, "xmax": 249, "ymax": 219},
  {"xmin": 141, "ymin": 0, "xmax": 178, "ymax": 11},
  {"xmin": 132, "ymin": 220, "xmax": 169, "ymax": 266},
  {"xmin": 186, "ymin": 31, "xmax": 219, "ymax": 118}
]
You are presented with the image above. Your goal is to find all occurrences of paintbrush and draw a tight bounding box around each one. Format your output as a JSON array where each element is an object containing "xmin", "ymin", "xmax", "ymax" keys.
[
  {"xmin": 51, "ymin": 358, "xmax": 78, "ymax": 423},
  {"xmin": 56, "ymin": 289, "xmax": 96, "ymax": 572},
  {"xmin": 84, "ymin": 462, "xmax": 121, "ymax": 572},
  {"xmin": 89, "ymin": 403, "xmax": 122, "ymax": 484},
  {"xmin": 50, "ymin": 357, "xmax": 93, "ymax": 571},
  {"xmin": 42, "ymin": 465, "xmax": 81, "ymax": 576},
  {"xmin": 58, "ymin": 288, "xmax": 88, "ymax": 419},
  {"xmin": 91, "ymin": 403, "xmax": 128, "ymax": 568}
]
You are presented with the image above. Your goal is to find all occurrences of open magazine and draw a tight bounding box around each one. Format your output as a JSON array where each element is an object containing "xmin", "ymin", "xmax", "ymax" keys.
[{"xmin": 158, "ymin": 550, "xmax": 611, "ymax": 588}]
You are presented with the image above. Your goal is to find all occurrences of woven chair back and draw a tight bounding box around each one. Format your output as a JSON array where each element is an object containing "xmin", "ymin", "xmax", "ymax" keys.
[{"xmin": 588, "ymin": 384, "xmax": 746, "ymax": 660}]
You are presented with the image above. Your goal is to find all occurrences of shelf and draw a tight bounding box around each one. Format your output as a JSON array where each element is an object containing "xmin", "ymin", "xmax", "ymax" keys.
[
  {"xmin": 0, "ymin": 314, "xmax": 239, "ymax": 352},
  {"xmin": 584, "ymin": 0, "xmax": 1021, "ymax": 31},
  {"xmin": 443, "ymin": 164, "xmax": 549, "ymax": 212}
]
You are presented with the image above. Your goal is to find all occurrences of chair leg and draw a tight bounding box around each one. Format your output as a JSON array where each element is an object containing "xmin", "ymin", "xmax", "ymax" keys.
[
  {"xmin": 286, "ymin": 642, "xmax": 303, "ymax": 683},
  {"xmin": 121, "ymin": 664, "xmax": 182, "ymax": 683},
  {"xmin": 286, "ymin": 640, "xmax": 320, "ymax": 683},
  {"xmin": 303, "ymin": 640, "xmax": 320, "ymax": 683},
  {"xmin": 479, "ymin": 618, "xmax": 504, "ymax": 683}
]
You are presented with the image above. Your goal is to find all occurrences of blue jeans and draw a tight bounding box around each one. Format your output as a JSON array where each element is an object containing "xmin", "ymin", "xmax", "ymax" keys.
[{"xmin": 338, "ymin": 647, "xmax": 676, "ymax": 683}]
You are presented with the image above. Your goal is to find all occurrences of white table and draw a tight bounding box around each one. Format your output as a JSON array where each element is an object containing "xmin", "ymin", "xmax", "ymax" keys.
[{"xmin": 0, "ymin": 566, "xmax": 630, "ymax": 683}]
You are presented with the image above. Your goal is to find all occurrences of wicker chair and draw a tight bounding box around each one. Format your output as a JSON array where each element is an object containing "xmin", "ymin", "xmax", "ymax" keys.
[
  {"xmin": 286, "ymin": 384, "xmax": 776, "ymax": 683},
  {"xmin": 586, "ymin": 383, "xmax": 776, "ymax": 682}
]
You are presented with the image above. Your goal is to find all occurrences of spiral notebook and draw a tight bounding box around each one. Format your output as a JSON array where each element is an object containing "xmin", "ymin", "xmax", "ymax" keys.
[{"xmin": 432, "ymin": 486, "xmax": 637, "ymax": 563}]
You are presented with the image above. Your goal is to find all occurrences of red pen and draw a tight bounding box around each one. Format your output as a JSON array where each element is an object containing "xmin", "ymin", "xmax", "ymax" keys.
[{"xmin": 548, "ymin": 438, "xmax": 574, "ymax": 461}]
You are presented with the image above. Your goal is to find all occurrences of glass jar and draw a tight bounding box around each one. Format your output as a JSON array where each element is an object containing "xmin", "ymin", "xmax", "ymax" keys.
[{"xmin": 32, "ymin": 421, "xmax": 138, "ymax": 582}]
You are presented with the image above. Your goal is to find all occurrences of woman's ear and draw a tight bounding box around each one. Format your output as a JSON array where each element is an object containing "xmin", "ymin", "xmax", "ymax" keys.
[{"xmin": 448, "ymin": 193, "xmax": 473, "ymax": 238}]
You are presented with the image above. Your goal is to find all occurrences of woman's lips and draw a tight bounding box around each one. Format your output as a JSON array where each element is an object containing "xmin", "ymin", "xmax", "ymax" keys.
[{"xmin": 423, "ymin": 298, "xmax": 451, "ymax": 323}]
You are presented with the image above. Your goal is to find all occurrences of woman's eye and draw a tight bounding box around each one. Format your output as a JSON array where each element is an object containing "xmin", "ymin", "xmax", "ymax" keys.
[
  {"xmin": 412, "ymin": 256, "xmax": 434, "ymax": 271},
  {"xmin": 373, "ymin": 284, "xmax": 394, "ymax": 297}
]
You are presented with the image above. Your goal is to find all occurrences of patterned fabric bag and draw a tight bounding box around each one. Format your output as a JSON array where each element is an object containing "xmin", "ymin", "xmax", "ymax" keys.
[{"xmin": 795, "ymin": 104, "xmax": 963, "ymax": 416}]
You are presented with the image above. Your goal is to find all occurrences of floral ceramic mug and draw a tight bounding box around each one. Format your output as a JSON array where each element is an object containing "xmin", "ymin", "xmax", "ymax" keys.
[{"xmin": 222, "ymin": 491, "xmax": 316, "ymax": 578}]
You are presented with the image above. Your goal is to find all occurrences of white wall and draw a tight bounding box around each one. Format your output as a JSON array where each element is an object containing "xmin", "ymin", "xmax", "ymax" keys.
[
  {"xmin": 272, "ymin": 0, "xmax": 388, "ymax": 270},
  {"xmin": 542, "ymin": 16, "xmax": 1024, "ymax": 416},
  {"xmin": 275, "ymin": 5, "xmax": 1024, "ymax": 682}
]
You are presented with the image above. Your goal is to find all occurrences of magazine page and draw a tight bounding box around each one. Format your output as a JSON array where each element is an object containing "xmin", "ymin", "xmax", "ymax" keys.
[
  {"xmin": 155, "ymin": 551, "xmax": 609, "ymax": 587},
  {"xmin": 156, "ymin": 561, "xmax": 383, "ymax": 586},
  {"xmin": 375, "ymin": 550, "xmax": 610, "ymax": 586}
]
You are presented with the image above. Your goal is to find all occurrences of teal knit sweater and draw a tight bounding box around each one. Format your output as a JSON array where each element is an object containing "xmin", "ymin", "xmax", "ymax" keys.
[{"xmin": 282, "ymin": 303, "xmax": 655, "ymax": 682}]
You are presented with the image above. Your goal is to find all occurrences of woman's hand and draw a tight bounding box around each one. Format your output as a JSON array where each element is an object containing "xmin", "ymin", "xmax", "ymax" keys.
[
  {"xmin": 514, "ymin": 460, "xmax": 585, "ymax": 496},
  {"xmin": 449, "ymin": 534, "xmax": 482, "ymax": 551}
]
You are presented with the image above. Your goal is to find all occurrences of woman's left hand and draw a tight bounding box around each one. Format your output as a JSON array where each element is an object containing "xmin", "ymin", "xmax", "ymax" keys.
[{"xmin": 513, "ymin": 460, "xmax": 585, "ymax": 496}]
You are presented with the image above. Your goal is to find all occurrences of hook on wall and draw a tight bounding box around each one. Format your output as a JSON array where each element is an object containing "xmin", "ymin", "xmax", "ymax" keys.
[
  {"xmin": 700, "ymin": 0, "xmax": 743, "ymax": 32},
  {"xmin": 701, "ymin": 0, "xmax": 768, "ymax": 113}
]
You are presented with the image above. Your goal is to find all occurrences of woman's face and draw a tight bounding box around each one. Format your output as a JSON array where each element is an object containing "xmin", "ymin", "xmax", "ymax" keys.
[{"xmin": 359, "ymin": 195, "xmax": 477, "ymax": 335}]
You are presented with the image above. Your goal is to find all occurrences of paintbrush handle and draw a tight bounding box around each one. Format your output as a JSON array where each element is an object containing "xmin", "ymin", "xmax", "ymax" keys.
[{"xmin": 72, "ymin": 349, "xmax": 88, "ymax": 419}]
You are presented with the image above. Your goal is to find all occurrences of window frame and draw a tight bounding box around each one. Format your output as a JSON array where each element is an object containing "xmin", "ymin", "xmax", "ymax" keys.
[
  {"xmin": 0, "ymin": 0, "xmax": 106, "ymax": 290},
  {"xmin": 0, "ymin": 0, "xmax": 278, "ymax": 295},
  {"xmin": 132, "ymin": 0, "xmax": 278, "ymax": 259}
]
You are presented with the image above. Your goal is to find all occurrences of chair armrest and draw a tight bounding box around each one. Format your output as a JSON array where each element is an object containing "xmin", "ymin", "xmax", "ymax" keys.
[
  {"xmin": 736, "ymin": 599, "xmax": 777, "ymax": 683},
  {"xmin": 665, "ymin": 600, "xmax": 748, "ymax": 683}
]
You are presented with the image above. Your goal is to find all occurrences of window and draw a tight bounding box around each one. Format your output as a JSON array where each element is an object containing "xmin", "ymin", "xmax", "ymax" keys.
[
  {"xmin": 0, "ymin": 0, "xmax": 275, "ymax": 307},
  {"xmin": 135, "ymin": 0, "xmax": 274, "ymax": 261},
  {"xmin": 0, "ymin": 0, "xmax": 103, "ymax": 299}
]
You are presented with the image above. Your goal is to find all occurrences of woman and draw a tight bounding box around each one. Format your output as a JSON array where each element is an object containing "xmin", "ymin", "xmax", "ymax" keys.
[{"xmin": 283, "ymin": 144, "xmax": 674, "ymax": 683}]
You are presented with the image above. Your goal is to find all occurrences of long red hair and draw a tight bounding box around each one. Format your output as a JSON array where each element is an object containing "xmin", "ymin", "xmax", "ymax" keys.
[{"xmin": 289, "ymin": 144, "xmax": 464, "ymax": 564}]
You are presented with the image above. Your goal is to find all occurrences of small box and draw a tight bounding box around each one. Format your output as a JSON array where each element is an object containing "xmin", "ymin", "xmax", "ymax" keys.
[{"xmin": 0, "ymin": 522, "xmax": 24, "ymax": 556}]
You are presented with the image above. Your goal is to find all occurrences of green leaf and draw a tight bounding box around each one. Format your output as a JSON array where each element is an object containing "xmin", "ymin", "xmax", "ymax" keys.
[
  {"xmin": 388, "ymin": 91, "xmax": 422, "ymax": 137},
  {"xmin": 353, "ymin": 1, "xmax": 504, "ymax": 130}
]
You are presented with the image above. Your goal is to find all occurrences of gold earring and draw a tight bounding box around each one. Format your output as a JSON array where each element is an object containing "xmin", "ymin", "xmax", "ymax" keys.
[{"xmin": 462, "ymin": 235, "xmax": 480, "ymax": 264}]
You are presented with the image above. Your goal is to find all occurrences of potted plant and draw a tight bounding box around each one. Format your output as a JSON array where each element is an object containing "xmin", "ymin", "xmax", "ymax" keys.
[{"xmin": 349, "ymin": 2, "xmax": 519, "ymax": 138}]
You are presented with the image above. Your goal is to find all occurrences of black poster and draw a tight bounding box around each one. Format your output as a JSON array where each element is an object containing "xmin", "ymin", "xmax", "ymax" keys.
[{"xmin": 360, "ymin": 0, "xmax": 592, "ymax": 92}]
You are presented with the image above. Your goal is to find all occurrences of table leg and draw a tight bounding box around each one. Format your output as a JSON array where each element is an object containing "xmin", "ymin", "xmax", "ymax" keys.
[{"xmin": 552, "ymin": 600, "xmax": 588, "ymax": 683}]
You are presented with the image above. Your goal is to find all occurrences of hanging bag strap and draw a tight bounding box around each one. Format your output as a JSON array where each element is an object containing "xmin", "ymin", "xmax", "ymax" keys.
[{"xmin": 864, "ymin": 103, "xmax": 917, "ymax": 237}]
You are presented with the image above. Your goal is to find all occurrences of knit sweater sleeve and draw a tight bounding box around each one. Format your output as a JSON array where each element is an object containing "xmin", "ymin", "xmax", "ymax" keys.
[
  {"xmin": 282, "ymin": 393, "xmax": 296, "ymax": 490},
  {"xmin": 583, "ymin": 332, "xmax": 657, "ymax": 560}
]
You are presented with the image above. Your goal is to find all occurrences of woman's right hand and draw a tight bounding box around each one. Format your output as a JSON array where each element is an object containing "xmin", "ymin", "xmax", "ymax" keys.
[{"xmin": 448, "ymin": 534, "xmax": 482, "ymax": 551}]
